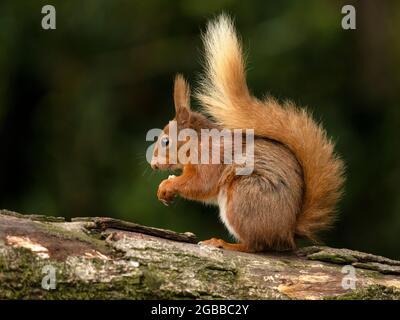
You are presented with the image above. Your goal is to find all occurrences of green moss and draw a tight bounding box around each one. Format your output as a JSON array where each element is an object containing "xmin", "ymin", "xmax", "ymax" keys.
[
  {"xmin": 0, "ymin": 247, "xmax": 148, "ymax": 299},
  {"xmin": 329, "ymin": 285, "xmax": 400, "ymax": 300},
  {"xmin": 37, "ymin": 222, "xmax": 111, "ymax": 255},
  {"xmin": 0, "ymin": 210, "xmax": 65, "ymax": 222},
  {"xmin": 0, "ymin": 243, "xmax": 243, "ymax": 299},
  {"xmin": 308, "ymin": 253, "xmax": 356, "ymax": 264}
]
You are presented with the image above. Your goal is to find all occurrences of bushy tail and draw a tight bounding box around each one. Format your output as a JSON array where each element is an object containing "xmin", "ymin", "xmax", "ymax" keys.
[{"xmin": 196, "ymin": 14, "xmax": 345, "ymax": 239}]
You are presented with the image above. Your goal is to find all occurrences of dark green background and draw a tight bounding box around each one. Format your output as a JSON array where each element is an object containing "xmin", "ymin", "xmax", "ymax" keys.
[{"xmin": 0, "ymin": 1, "xmax": 399, "ymax": 258}]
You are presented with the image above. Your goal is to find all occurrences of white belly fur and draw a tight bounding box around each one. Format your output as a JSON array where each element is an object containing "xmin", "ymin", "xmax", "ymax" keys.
[{"xmin": 218, "ymin": 189, "xmax": 239, "ymax": 239}]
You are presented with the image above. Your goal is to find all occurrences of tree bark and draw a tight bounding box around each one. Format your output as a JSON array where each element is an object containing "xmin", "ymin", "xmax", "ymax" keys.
[{"xmin": 0, "ymin": 209, "xmax": 399, "ymax": 300}]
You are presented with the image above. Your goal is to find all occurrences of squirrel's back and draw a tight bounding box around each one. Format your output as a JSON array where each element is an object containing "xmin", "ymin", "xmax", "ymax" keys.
[{"xmin": 196, "ymin": 14, "xmax": 345, "ymax": 240}]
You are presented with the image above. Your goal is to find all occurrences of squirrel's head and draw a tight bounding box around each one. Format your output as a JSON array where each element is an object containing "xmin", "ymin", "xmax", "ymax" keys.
[
  {"xmin": 151, "ymin": 74, "xmax": 216, "ymax": 171},
  {"xmin": 151, "ymin": 75, "xmax": 194, "ymax": 171}
]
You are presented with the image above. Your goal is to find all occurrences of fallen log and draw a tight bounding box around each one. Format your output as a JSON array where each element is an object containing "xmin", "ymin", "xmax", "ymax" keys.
[{"xmin": 0, "ymin": 209, "xmax": 399, "ymax": 299}]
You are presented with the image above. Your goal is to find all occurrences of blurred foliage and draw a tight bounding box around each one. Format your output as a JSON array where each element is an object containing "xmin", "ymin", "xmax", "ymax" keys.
[{"xmin": 0, "ymin": 1, "xmax": 399, "ymax": 258}]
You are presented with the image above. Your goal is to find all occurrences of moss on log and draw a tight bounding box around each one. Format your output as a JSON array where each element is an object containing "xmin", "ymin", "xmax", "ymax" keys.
[{"xmin": 0, "ymin": 209, "xmax": 399, "ymax": 300}]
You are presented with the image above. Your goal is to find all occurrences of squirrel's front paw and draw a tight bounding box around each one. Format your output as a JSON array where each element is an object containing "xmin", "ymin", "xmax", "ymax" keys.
[{"xmin": 157, "ymin": 179, "xmax": 177, "ymax": 206}]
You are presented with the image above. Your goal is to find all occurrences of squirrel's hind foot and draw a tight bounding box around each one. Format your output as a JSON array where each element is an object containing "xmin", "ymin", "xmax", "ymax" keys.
[{"xmin": 199, "ymin": 238, "xmax": 254, "ymax": 253}]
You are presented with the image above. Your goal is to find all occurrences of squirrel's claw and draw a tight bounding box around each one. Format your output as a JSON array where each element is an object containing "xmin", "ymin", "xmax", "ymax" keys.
[
  {"xmin": 160, "ymin": 198, "xmax": 172, "ymax": 206},
  {"xmin": 160, "ymin": 199, "xmax": 168, "ymax": 206}
]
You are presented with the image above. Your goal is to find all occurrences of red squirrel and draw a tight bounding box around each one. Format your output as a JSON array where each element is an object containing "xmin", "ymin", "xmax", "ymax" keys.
[{"xmin": 150, "ymin": 14, "xmax": 345, "ymax": 252}]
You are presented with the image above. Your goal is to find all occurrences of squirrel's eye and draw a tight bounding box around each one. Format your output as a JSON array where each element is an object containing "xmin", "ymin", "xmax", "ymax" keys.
[{"xmin": 161, "ymin": 137, "xmax": 169, "ymax": 147}]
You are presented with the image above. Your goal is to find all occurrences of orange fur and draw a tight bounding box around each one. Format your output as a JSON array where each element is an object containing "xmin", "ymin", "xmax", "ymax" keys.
[
  {"xmin": 196, "ymin": 14, "xmax": 345, "ymax": 240},
  {"xmin": 152, "ymin": 14, "xmax": 345, "ymax": 252}
]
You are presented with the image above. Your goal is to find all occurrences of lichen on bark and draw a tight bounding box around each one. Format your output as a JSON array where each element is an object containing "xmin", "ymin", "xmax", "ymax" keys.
[{"xmin": 0, "ymin": 210, "xmax": 399, "ymax": 300}]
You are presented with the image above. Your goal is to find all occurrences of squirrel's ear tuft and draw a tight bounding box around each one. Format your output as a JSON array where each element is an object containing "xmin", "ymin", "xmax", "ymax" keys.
[{"xmin": 174, "ymin": 74, "xmax": 191, "ymax": 125}]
